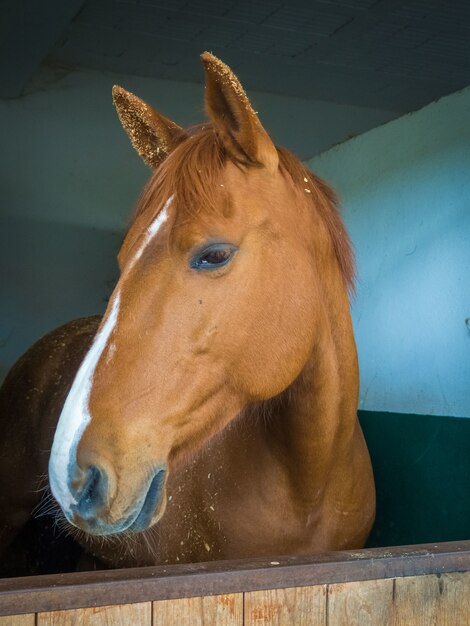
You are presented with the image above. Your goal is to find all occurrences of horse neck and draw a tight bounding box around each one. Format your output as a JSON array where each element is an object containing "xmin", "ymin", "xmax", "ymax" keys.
[{"xmin": 268, "ymin": 267, "xmax": 359, "ymax": 502}]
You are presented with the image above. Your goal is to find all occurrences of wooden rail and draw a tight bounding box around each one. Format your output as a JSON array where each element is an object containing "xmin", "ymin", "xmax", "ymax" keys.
[{"xmin": 1, "ymin": 540, "xmax": 470, "ymax": 624}]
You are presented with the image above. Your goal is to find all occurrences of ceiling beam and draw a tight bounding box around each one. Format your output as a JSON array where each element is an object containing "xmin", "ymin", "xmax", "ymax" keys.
[{"xmin": 0, "ymin": 0, "xmax": 86, "ymax": 98}]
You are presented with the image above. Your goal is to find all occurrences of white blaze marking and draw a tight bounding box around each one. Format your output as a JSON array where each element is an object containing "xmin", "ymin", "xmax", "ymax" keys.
[
  {"xmin": 49, "ymin": 197, "xmax": 172, "ymax": 513},
  {"xmin": 105, "ymin": 342, "xmax": 116, "ymax": 364},
  {"xmin": 49, "ymin": 293, "xmax": 121, "ymax": 512},
  {"xmin": 132, "ymin": 196, "xmax": 173, "ymax": 265}
]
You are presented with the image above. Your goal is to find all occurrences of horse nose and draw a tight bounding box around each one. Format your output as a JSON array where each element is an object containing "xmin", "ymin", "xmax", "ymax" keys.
[{"xmin": 71, "ymin": 465, "xmax": 109, "ymax": 519}]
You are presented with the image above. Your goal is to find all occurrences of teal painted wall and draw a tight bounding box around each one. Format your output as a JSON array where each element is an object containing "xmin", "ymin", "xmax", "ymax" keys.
[
  {"xmin": 0, "ymin": 66, "xmax": 399, "ymax": 382},
  {"xmin": 360, "ymin": 411, "xmax": 470, "ymax": 547},
  {"xmin": 0, "ymin": 216, "xmax": 121, "ymax": 382},
  {"xmin": 308, "ymin": 87, "xmax": 470, "ymax": 419}
]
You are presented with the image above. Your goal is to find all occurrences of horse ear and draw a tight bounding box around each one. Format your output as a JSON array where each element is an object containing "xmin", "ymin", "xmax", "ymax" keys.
[
  {"xmin": 201, "ymin": 52, "xmax": 278, "ymax": 172},
  {"xmin": 112, "ymin": 85, "xmax": 185, "ymax": 168}
]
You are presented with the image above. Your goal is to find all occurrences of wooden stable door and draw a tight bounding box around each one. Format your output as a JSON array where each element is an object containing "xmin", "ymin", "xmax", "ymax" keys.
[{"xmin": 2, "ymin": 572, "xmax": 470, "ymax": 625}]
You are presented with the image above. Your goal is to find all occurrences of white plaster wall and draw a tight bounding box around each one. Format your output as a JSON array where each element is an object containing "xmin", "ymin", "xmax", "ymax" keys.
[{"xmin": 308, "ymin": 87, "xmax": 470, "ymax": 417}]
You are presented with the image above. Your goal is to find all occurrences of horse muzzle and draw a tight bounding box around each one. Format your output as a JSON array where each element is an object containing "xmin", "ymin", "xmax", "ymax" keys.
[{"xmin": 55, "ymin": 463, "xmax": 168, "ymax": 536}]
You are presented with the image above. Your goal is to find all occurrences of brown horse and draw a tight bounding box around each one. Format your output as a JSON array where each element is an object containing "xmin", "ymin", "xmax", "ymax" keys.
[{"xmin": 0, "ymin": 53, "xmax": 375, "ymax": 569}]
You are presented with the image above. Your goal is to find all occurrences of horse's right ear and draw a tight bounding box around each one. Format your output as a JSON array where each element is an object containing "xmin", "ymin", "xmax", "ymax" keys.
[{"xmin": 112, "ymin": 86, "xmax": 185, "ymax": 168}]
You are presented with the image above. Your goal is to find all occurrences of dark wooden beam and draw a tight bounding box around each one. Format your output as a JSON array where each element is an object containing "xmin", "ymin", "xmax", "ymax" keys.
[
  {"xmin": 1, "ymin": 540, "xmax": 470, "ymax": 616},
  {"xmin": 0, "ymin": 0, "xmax": 86, "ymax": 98}
]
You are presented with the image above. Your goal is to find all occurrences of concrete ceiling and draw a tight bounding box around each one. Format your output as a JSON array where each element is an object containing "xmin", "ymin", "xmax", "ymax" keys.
[{"xmin": 2, "ymin": 0, "xmax": 470, "ymax": 112}]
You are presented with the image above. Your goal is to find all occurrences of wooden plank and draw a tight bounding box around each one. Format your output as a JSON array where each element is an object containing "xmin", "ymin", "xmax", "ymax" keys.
[
  {"xmin": 394, "ymin": 572, "xmax": 470, "ymax": 625},
  {"xmin": 0, "ymin": 615, "xmax": 35, "ymax": 626},
  {"xmin": 328, "ymin": 578, "xmax": 394, "ymax": 625},
  {"xmin": 327, "ymin": 572, "xmax": 470, "ymax": 625},
  {"xmin": 153, "ymin": 593, "xmax": 243, "ymax": 625},
  {"xmin": 244, "ymin": 585, "xmax": 326, "ymax": 625},
  {"xmin": 0, "ymin": 0, "xmax": 86, "ymax": 98},
  {"xmin": 38, "ymin": 602, "xmax": 151, "ymax": 626},
  {"xmin": 1, "ymin": 541, "xmax": 470, "ymax": 616}
]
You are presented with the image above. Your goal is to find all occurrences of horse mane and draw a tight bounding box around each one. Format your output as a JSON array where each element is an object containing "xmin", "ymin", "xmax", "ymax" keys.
[
  {"xmin": 277, "ymin": 146, "xmax": 356, "ymax": 296},
  {"xmin": 131, "ymin": 125, "xmax": 355, "ymax": 294}
]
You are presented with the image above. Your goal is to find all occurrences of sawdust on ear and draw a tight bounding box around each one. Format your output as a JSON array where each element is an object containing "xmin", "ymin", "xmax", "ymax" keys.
[
  {"xmin": 112, "ymin": 85, "xmax": 169, "ymax": 168},
  {"xmin": 200, "ymin": 52, "xmax": 258, "ymax": 118}
]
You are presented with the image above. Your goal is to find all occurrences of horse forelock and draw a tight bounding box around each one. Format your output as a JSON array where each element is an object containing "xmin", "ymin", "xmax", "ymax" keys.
[
  {"xmin": 125, "ymin": 125, "xmax": 355, "ymax": 295},
  {"xmin": 130, "ymin": 126, "xmax": 226, "ymax": 228}
]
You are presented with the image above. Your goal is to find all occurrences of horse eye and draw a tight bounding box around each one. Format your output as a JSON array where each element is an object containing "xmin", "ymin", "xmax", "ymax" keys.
[{"xmin": 191, "ymin": 243, "xmax": 237, "ymax": 271}]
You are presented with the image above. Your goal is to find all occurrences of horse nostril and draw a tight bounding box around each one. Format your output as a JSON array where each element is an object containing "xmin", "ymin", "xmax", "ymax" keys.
[
  {"xmin": 129, "ymin": 468, "xmax": 167, "ymax": 532},
  {"xmin": 74, "ymin": 465, "xmax": 108, "ymax": 518}
]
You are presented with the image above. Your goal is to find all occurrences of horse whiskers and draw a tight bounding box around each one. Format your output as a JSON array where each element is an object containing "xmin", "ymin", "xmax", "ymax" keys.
[
  {"xmin": 34, "ymin": 504, "xmax": 60, "ymax": 518},
  {"xmin": 52, "ymin": 516, "xmax": 74, "ymax": 540},
  {"xmin": 140, "ymin": 526, "xmax": 159, "ymax": 560},
  {"xmin": 91, "ymin": 524, "xmax": 161, "ymax": 563},
  {"xmin": 28, "ymin": 482, "xmax": 50, "ymax": 495},
  {"xmin": 32, "ymin": 492, "xmax": 57, "ymax": 517},
  {"xmin": 30, "ymin": 471, "xmax": 50, "ymax": 493}
]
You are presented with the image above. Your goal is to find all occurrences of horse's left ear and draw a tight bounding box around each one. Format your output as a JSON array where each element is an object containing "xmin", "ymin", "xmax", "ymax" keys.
[
  {"xmin": 112, "ymin": 85, "xmax": 185, "ymax": 168},
  {"xmin": 201, "ymin": 52, "xmax": 278, "ymax": 172}
]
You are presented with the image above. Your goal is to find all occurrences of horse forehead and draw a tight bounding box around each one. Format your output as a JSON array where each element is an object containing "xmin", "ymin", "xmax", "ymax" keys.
[
  {"xmin": 225, "ymin": 163, "xmax": 286, "ymax": 212},
  {"xmin": 119, "ymin": 200, "xmax": 173, "ymax": 268}
]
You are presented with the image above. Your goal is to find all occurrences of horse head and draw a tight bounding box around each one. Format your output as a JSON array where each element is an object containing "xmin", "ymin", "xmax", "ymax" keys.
[{"xmin": 48, "ymin": 53, "xmax": 354, "ymax": 536}]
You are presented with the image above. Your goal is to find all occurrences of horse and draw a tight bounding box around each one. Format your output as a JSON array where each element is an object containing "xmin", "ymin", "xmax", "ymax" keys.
[{"xmin": 0, "ymin": 52, "xmax": 375, "ymax": 570}]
